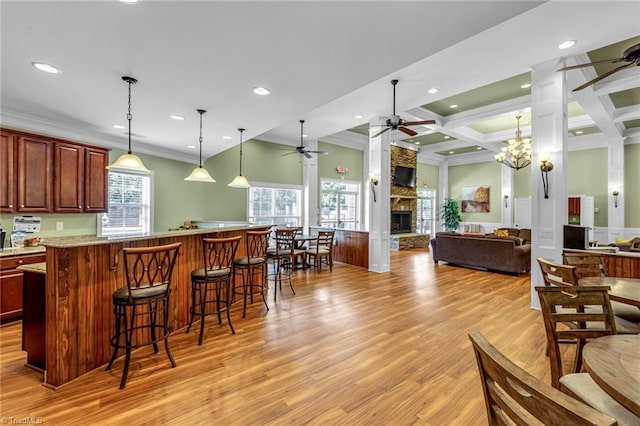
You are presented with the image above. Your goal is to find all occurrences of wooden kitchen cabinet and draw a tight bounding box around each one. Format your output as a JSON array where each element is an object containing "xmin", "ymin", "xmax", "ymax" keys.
[
  {"xmin": 0, "ymin": 130, "xmax": 17, "ymax": 212},
  {"xmin": 0, "ymin": 252, "xmax": 46, "ymax": 322},
  {"xmin": 17, "ymin": 134, "xmax": 52, "ymax": 212},
  {"xmin": 83, "ymin": 147, "xmax": 109, "ymax": 212}
]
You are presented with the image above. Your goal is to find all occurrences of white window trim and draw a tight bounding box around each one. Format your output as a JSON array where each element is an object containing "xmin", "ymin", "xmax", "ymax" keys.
[{"xmin": 320, "ymin": 177, "xmax": 362, "ymax": 229}]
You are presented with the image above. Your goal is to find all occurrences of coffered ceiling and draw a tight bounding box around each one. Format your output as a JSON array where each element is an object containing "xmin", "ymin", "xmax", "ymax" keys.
[{"xmin": 1, "ymin": 1, "xmax": 639, "ymax": 166}]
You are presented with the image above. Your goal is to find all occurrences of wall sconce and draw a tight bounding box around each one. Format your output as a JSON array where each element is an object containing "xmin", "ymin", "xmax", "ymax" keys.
[
  {"xmin": 369, "ymin": 174, "xmax": 379, "ymax": 203},
  {"xmin": 612, "ymin": 190, "xmax": 619, "ymax": 208},
  {"xmin": 540, "ymin": 159, "xmax": 554, "ymax": 199},
  {"xmin": 503, "ymin": 194, "xmax": 509, "ymax": 208}
]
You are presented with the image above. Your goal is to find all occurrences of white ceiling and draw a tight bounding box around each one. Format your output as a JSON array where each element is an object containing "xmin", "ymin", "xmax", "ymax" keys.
[{"xmin": 2, "ymin": 1, "xmax": 639, "ymax": 165}]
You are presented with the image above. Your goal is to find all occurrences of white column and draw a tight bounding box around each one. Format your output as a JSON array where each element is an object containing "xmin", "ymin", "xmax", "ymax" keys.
[
  {"xmin": 363, "ymin": 148, "xmax": 371, "ymax": 232},
  {"xmin": 302, "ymin": 138, "xmax": 319, "ymax": 234},
  {"xmin": 368, "ymin": 117, "xmax": 391, "ymax": 273},
  {"xmin": 530, "ymin": 58, "xmax": 568, "ymax": 309},
  {"xmin": 438, "ymin": 161, "xmax": 449, "ymax": 231},
  {"xmin": 501, "ymin": 165, "xmax": 514, "ymax": 226},
  {"xmin": 608, "ymin": 139, "xmax": 625, "ymax": 242}
]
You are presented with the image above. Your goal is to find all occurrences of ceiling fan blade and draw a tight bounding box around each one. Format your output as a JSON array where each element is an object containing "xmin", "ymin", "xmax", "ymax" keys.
[
  {"xmin": 572, "ymin": 62, "xmax": 635, "ymax": 91},
  {"xmin": 306, "ymin": 150, "xmax": 329, "ymax": 155},
  {"xmin": 281, "ymin": 151, "xmax": 298, "ymax": 157},
  {"xmin": 558, "ymin": 58, "xmax": 624, "ymax": 71},
  {"xmin": 303, "ymin": 151, "xmax": 312, "ymax": 159},
  {"xmin": 402, "ymin": 120, "xmax": 436, "ymax": 126},
  {"xmin": 398, "ymin": 127, "xmax": 417, "ymax": 137},
  {"xmin": 371, "ymin": 127, "xmax": 389, "ymax": 138}
]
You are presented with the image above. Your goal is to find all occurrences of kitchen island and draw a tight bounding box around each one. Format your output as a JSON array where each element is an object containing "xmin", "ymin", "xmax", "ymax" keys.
[{"xmin": 37, "ymin": 223, "xmax": 271, "ymax": 388}]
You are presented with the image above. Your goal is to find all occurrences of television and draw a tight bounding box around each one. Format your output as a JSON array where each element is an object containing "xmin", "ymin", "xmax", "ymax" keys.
[
  {"xmin": 563, "ymin": 225, "xmax": 589, "ymax": 250},
  {"xmin": 393, "ymin": 166, "xmax": 416, "ymax": 188}
]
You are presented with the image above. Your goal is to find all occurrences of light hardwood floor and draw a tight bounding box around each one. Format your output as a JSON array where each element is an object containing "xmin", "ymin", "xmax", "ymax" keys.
[{"xmin": 1, "ymin": 249, "xmax": 564, "ymax": 425}]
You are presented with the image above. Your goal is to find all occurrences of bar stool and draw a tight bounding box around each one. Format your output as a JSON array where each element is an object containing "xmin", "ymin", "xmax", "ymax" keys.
[
  {"xmin": 105, "ymin": 242, "xmax": 181, "ymax": 389},
  {"xmin": 266, "ymin": 228, "xmax": 297, "ymax": 301},
  {"xmin": 186, "ymin": 236, "xmax": 240, "ymax": 345},
  {"xmin": 233, "ymin": 230, "xmax": 270, "ymax": 318}
]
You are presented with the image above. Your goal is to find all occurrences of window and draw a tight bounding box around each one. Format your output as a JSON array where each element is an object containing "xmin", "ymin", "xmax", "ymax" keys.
[
  {"xmin": 320, "ymin": 179, "xmax": 360, "ymax": 230},
  {"xmin": 417, "ymin": 188, "xmax": 436, "ymax": 235},
  {"xmin": 98, "ymin": 171, "xmax": 153, "ymax": 236},
  {"xmin": 248, "ymin": 183, "xmax": 302, "ymax": 227}
]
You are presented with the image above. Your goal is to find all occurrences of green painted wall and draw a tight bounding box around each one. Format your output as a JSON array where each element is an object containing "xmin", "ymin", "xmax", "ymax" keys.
[
  {"xmin": 568, "ymin": 148, "xmax": 608, "ymax": 227},
  {"xmin": 416, "ymin": 162, "xmax": 439, "ymax": 191},
  {"xmin": 317, "ymin": 141, "xmax": 363, "ymax": 181},
  {"xmin": 513, "ymin": 167, "xmax": 531, "ymax": 198},
  {"xmin": 625, "ymin": 143, "xmax": 640, "ymax": 228},
  {"xmin": 448, "ymin": 161, "xmax": 502, "ymax": 223}
]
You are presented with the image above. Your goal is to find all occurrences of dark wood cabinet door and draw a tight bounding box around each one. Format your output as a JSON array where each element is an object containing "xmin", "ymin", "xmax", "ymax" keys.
[
  {"xmin": 0, "ymin": 130, "xmax": 17, "ymax": 212},
  {"xmin": 54, "ymin": 142, "xmax": 84, "ymax": 212},
  {"xmin": 84, "ymin": 147, "xmax": 109, "ymax": 212},
  {"xmin": 0, "ymin": 253, "xmax": 45, "ymax": 323},
  {"xmin": 17, "ymin": 135, "xmax": 52, "ymax": 212}
]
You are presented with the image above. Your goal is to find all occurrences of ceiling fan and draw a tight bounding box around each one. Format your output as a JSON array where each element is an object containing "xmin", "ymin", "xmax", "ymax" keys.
[
  {"xmin": 558, "ymin": 43, "xmax": 640, "ymax": 91},
  {"xmin": 281, "ymin": 120, "xmax": 328, "ymax": 159},
  {"xmin": 371, "ymin": 79, "xmax": 436, "ymax": 138}
]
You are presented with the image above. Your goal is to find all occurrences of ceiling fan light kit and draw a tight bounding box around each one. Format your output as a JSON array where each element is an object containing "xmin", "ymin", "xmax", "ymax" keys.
[
  {"xmin": 107, "ymin": 76, "xmax": 151, "ymax": 174},
  {"xmin": 185, "ymin": 109, "xmax": 215, "ymax": 183},
  {"xmin": 371, "ymin": 79, "xmax": 436, "ymax": 138}
]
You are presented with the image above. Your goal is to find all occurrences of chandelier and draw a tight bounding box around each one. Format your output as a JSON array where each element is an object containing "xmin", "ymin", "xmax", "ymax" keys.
[{"xmin": 494, "ymin": 115, "xmax": 532, "ymax": 170}]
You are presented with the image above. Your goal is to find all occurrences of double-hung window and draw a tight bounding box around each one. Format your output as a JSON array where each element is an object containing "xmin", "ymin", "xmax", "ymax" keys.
[
  {"xmin": 248, "ymin": 183, "xmax": 302, "ymax": 227},
  {"xmin": 320, "ymin": 179, "xmax": 360, "ymax": 230},
  {"xmin": 98, "ymin": 171, "xmax": 153, "ymax": 236}
]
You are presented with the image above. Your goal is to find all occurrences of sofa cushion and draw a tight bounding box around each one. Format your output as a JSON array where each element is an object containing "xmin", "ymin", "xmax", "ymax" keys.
[{"xmin": 488, "ymin": 235, "xmax": 523, "ymax": 246}]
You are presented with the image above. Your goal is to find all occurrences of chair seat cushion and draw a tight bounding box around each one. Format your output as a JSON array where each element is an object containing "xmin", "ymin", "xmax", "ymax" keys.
[
  {"xmin": 267, "ymin": 248, "xmax": 290, "ymax": 257},
  {"xmin": 234, "ymin": 256, "xmax": 266, "ymax": 266},
  {"xmin": 306, "ymin": 247, "xmax": 330, "ymax": 255},
  {"xmin": 560, "ymin": 373, "xmax": 639, "ymax": 425},
  {"xmin": 191, "ymin": 267, "xmax": 231, "ymax": 280},
  {"xmin": 113, "ymin": 284, "xmax": 168, "ymax": 301},
  {"xmin": 612, "ymin": 301, "xmax": 640, "ymax": 321}
]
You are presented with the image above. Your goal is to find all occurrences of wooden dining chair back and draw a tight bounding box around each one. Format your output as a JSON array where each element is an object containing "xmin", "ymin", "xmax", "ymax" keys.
[
  {"xmin": 537, "ymin": 257, "xmax": 579, "ymax": 288},
  {"xmin": 468, "ymin": 331, "xmax": 617, "ymax": 426},
  {"xmin": 562, "ymin": 252, "xmax": 607, "ymax": 279},
  {"xmin": 535, "ymin": 286, "xmax": 617, "ymax": 389},
  {"xmin": 305, "ymin": 230, "xmax": 335, "ymax": 272},
  {"xmin": 106, "ymin": 241, "xmax": 182, "ymax": 389}
]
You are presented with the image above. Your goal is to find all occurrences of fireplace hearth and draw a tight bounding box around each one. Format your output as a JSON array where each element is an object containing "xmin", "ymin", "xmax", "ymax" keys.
[{"xmin": 391, "ymin": 211, "xmax": 412, "ymax": 234}]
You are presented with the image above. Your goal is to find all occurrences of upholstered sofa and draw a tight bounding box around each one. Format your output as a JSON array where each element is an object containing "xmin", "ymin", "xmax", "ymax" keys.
[{"xmin": 430, "ymin": 229, "xmax": 531, "ymax": 275}]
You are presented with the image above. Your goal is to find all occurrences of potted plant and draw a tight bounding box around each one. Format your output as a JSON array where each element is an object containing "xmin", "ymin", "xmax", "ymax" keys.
[{"xmin": 441, "ymin": 198, "xmax": 461, "ymax": 232}]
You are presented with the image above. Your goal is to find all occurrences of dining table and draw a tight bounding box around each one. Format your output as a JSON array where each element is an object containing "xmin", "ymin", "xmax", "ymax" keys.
[
  {"xmin": 578, "ymin": 276, "xmax": 640, "ymax": 307},
  {"xmin": 583, "ymin": 334, "xmax": 640, "ymax": 416}
]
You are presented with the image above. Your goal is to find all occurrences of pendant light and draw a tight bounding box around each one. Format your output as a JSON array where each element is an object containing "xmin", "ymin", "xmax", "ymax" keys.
[
  {"xmin": 185, "ymin": 109, "xmax": 215, "ymax": 182},
  {"xmin": 107, "ymin": 76, "xmax": 150, "ymax": 174},
  {"xmin": 228, "ymin": 128, "xmax": 251, "ymax": 188}
]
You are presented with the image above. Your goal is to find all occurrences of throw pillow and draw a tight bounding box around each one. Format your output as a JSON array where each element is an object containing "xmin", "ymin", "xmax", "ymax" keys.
[
  {"xmin": 494, "ymin": 229, "xmax": 509, "ymax": 237},
  {"xmin": 615, "ymin": 237, "xmax": 633, "ymax": 244}
]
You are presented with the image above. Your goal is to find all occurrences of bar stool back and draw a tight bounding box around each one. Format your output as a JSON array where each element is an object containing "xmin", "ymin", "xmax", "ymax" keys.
[
  {"xmin": 105, "ymin": 241, "xmax": 182, "ymax": 389},
  {"xmin": 186, "ymin": 236, "xmax": 241, "ymax": 345},
  {"xmin": 233, "ymin": 230, "xmax": 270, "ymax": 317},
  {"xmin": 267, "ymin": 228, "xmax": 297, "ymax": 301}
]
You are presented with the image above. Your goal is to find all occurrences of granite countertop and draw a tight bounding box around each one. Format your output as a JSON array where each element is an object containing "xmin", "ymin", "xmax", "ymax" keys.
[
  {"xmin": 16, "ymin": 261, "xmax": 46, "ymax": 274},
  {"xmin": 0, "ymin": 246, "xmax": 46, "ymax": 258},
  {"xmin": 40, "ymin": 222, "xmax": 274, "ymax": 248}
]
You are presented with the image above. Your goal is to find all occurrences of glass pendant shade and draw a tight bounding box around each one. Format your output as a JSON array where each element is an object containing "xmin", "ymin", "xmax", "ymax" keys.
[
  {"xmin": 228, "ymin": 174, "xmax": 251, "ymax": 188},
  {"xmin": 228, "ymin": 128, "xmax": 251, "ymax": 188},
  {"xmin": 185, "ymin": 109, "xmax": 215, "ymax": 182},
  {"xmin": 107, "ymin": 76, "xmax": 151, "ymax": 174}
]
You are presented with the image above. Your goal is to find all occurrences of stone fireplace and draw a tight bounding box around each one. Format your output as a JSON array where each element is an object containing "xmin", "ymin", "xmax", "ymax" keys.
[{"xmin": 391, "ymin": 211, "xmax": 412, "ymax": 234}]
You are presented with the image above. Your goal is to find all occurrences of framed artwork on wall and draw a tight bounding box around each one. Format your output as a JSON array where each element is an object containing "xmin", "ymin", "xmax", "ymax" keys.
[{"xmin": 461, "ymin": 186, "xmax": 490, "ymax": 213}]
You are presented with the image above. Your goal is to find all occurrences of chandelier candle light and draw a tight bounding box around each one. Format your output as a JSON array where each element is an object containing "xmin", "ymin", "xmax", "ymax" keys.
[
  {"xmin": 494, "ymin": 115, "xmax": 532, "ymax": 170},
  {"xmin": 185, "ymin": 109, "xmax": 215, "ymax": 182},
  {"xmin": 107, "ymin": 76, "xmax": 151, "ymax": 174},
  {"xmin": 228, "ymin": 128, "xmax": 251, "ymax": 188}
]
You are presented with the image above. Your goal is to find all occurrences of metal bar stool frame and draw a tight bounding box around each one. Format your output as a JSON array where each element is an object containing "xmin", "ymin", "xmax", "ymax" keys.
[
  {"xmin": 267, "ymin": 228, "xmax": 297, "ymax": 301},
  {"xmin": 106, "ymin": 241, "xmax": 182, "ymax": 389},
  {"xmin": 186, "ymin": 236, "xmax": 241, "ymax": 345},
  {"xmin": 233, "ymin": 230, "xmax": 270, "ymax": 318}
]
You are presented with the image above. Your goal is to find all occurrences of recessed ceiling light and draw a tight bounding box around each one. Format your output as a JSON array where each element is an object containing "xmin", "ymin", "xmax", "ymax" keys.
[
  {"xmin": 187, "ymin": 145, "xmax": 196, "ymax": 149},
  {"xmin": 449, "ymin": 151, "xmax": 455, "ymax": 154},
  {"xmin": 355, "ymin": 115, "xmax": 363, "ymax": 119},
  {"xmin": 112, "ymin": 124, "xmax": 125, "ymax": 130},
  {"xmin": 302, "ymin": 134, "xmax": 308, "ymax": 138},
  {"xmin": 32, "ymin": 62, "xmax": 61, "ymax": 74},
  {"xmin": 253, "ymin": 86, "xmax": 271, "ymax": 96},
  {"xmin": 444, "ymin": 135, "xmax": 450, "ymax": 139},
  {"xmin": 575, "ymin": 130, "xmax": 583, "ymax": 135},
  {"xmin": 222, "ymin": 135, "xmax": 232, "ymax": 140},
  {"xmin": 119, "ymin": 0, "xmax": 139, "ymax": 4},
  {"xmin": 520, "ymin": 83, "xmax": 531, "ymax": 89},
  {"xmin": 414, "ymin": 142, "xmax": 420, "ymax": 145},
  {"xmin": 476, "ymin": 147, "xmax": 482, "ymax": 150},
  {"xmin": 450, "ymin": 104, "xmax": 458, "ymax": 109},
  {"xmin": 170, "ymin": 115, "xmax": 185, "ymax": 121},
  {"xmin": 428, "ymin": 88, "xmax": 439, "ymax": 94},
  {"xmin": 558, "ymin": 40, "xmax": 576, "ymax": 49}
]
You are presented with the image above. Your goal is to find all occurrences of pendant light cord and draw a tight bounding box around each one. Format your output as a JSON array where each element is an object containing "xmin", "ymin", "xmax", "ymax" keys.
[
  {"xmin": 238, "ymin": 128, "xmax": 245, "ymax": 176},
  {"xmin": 127, "ymin": 80, "xmax": 133, "ymax": 154},
  {"xmin": 198, "ymin": 110, "xmax": 204, "ymax": 168}
]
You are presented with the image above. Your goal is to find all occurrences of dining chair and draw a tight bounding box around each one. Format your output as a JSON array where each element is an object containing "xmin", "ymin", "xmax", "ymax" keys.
[
  {"xmin": 305, "ymin": 230, "xmax": 335, "ymax": 272},
  {"xmin": 266, "ymin": 228, "xmax": 297, "ymax": 301},
  {"xmin": 468, "ymin": 331, "xmax": 617, "ymax": 426},
  {"xmin": 535, "ymin": 286, "xmax": 638, "ymax": 425},
  {"xmin": 563, "ymin": 252, "xmax": 640, "ymax": 322},
  {"xmin": 106, "ymin": 242, "xmax": 182, "ymax": 389}
]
